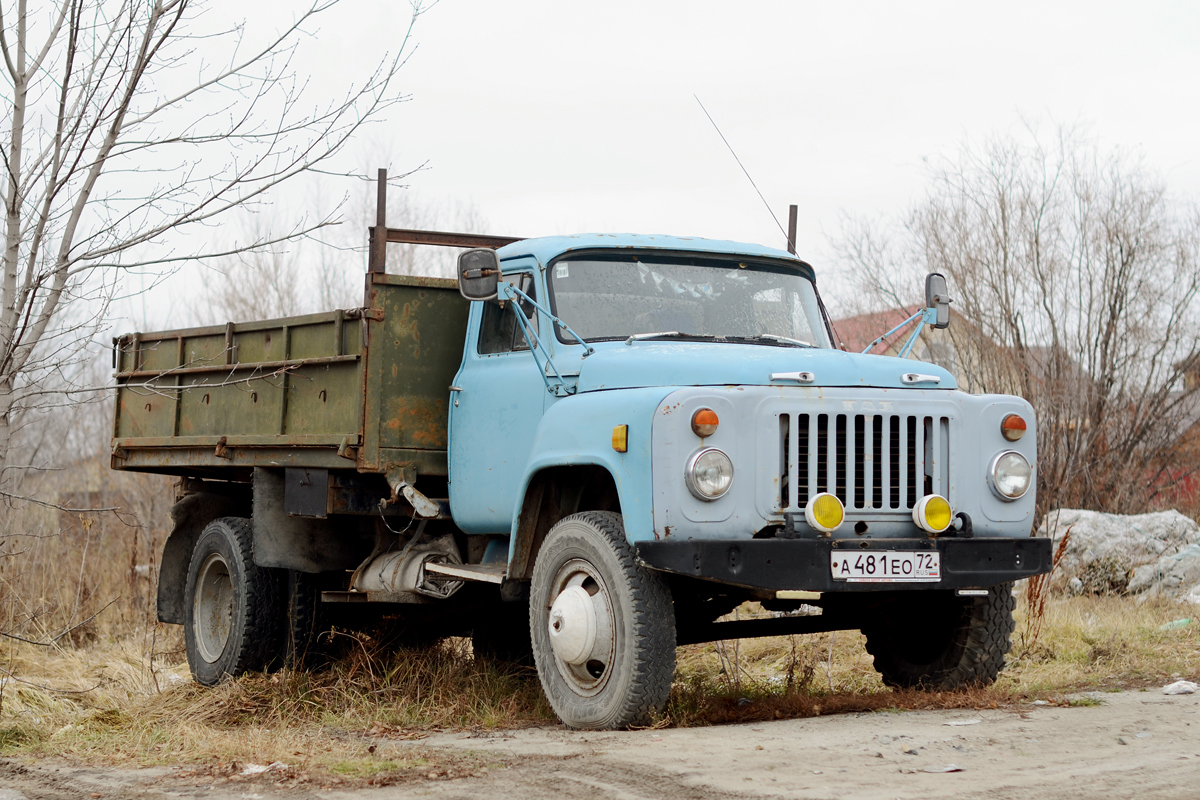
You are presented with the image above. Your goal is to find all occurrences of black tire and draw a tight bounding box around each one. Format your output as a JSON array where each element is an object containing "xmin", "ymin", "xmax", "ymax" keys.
[
  {"xmin": 183, "ymin": 517, "xmax": 285, "ymax": 686},
  {"xmin": 529, "ymin": 511, "xmax": 675, "ymax": 729},
  {"xmin": 862, "ymin": 583, "xmax": 1016, "ymax": 690},
  {"xmin": 283, "ymin": 570, "xmax": 334, "ymax": 670}
]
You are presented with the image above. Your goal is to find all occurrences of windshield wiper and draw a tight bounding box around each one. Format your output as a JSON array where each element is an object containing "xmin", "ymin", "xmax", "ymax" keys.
[
  {"xmin": 727, "ymin": 334, "xmax": 815, "ymax": 348},
  {"xmin": 624, "ymin": 331, "xmax": 721, "ymax": 346},
  {"xmin": 625, "ymin": 331, "xmax": 814, "ymax": 347}
]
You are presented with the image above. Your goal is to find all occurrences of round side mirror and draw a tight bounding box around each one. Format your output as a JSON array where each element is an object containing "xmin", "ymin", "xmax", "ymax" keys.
[{"xmin": 458, "ymin": 248, "xmax": 501, "ymax": 301}]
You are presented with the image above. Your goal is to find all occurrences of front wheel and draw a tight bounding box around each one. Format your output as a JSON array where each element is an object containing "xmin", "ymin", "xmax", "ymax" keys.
[
  {"xmin": 530, "ymin": 511, "xmax": 676, "ymax": 729},
  {"xmin": 183, "ymin": 517, "xmax": 284, "ymax": 685},
  {"xmin": 862, "ymin": 583, "xmax": 1016, "ymax": 690}
]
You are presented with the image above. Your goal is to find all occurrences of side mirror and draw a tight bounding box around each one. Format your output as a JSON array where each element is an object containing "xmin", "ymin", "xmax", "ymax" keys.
[
  {"xmin": 457, "ymin": 248, "xmax": 501, "ymax": 301},
  {"xmin": 925, "ymin": 273, "xmax": 951, "ymax": 329}
]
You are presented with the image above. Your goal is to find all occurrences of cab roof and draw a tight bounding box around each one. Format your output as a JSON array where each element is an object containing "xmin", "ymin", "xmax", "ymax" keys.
[{"xmin": 495, "ymin": 233, "xmax": 814, "ymax": 274}]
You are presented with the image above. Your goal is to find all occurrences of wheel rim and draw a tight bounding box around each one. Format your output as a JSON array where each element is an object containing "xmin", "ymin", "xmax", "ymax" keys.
[
  {"xmin": 193, "ymin": 552, "xmax": 234, "ymax": 663},
  {"xmin": 546, "ymin": 557, "xmax": 616, "ymax": 696}
]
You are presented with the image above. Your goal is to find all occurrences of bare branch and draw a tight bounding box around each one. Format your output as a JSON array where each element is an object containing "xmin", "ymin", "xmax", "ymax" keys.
[{"xmin": 831, "ymin": 126, "xmax": 1200, "ymax": 517}]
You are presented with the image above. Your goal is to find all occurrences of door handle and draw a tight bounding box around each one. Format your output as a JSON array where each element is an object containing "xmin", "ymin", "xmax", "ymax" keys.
[{"xmin": 770, "ymin": 371, "xmax": 815, "ymax": 384}]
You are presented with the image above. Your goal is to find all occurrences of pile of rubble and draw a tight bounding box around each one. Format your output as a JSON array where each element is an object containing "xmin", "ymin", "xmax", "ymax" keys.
[{"xmin": 1036, "ymin": 509, "xmax": 1200, "ymax": 603}]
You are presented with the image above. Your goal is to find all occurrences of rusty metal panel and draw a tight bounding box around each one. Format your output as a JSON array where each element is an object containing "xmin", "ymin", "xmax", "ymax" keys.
[
  {"xmin": 136, "ymin": 336, "xmax": 183, "ymax": 372},
  {"xmin": 360, "ymin": 274, "xmax": 468, "ymax": 471},
  {"xmin": 384, "ymin": 228, "xmax": 523, "ymax": 249},
  {"xmin": 116, "ymin": 387, "xmax": 176, "ymax": 439},
  {"xmin": 175, "ymin": 368, "xmax": 286, "ymax": 437},
  {"xmin": 284, "ymin": 361, "xmax": 363, "ymax": 436},
  {"xmin": 113, "ymin": 279, "xmax": 462, "ymax": 478},
  {"xmin": 110, "ymin": 441, "xmax": 446, "ymax": 476},
  {"xmin": 113, "ymin": 308, "xmax": 370, "ymax": 467},
  {"xmin": 232, "ymin": 328, "xmax": 284, "ymax": 363}
]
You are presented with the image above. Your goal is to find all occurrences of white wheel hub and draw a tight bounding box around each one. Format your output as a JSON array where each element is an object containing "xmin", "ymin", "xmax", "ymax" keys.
[
  {"xmin": 545, "ymin": 558, "xmax": 617, "ymax": 695},
  {"xmin": 193, "ymin": 552, "xmax": 234, "ymax": 664},
  {"xmin": 548, "ymin": 585, "xmax": 598, "ymax": 664}
]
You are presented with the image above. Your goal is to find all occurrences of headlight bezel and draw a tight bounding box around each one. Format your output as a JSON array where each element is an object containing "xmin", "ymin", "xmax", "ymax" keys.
[
  {"xmin": 988, "ymin": 449, "xmax": 1032, "ymax": 501},
  {"xmin": 684, "ymin": 447, "xmax": 734, "ymax": 501}
]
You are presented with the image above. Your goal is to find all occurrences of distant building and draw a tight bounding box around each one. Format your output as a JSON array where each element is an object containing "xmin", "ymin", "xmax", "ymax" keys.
[{"xmin": 831, "ymin": 307, "xmax": 972, "ymax": 389}]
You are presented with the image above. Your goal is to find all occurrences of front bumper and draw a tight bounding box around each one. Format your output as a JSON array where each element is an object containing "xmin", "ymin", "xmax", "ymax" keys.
[{"xmin": 635, "ymin": 536, "xmax": 1052, "ymax": 592}]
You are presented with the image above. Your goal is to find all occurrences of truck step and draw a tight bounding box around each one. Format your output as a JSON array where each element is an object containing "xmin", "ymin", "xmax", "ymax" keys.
[{"xmin": 424, "ymin": 562, "xmax": 507, "ymax": 584}]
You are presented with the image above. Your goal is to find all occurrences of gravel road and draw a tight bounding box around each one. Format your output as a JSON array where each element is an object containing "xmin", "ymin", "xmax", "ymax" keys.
[{"xmin": 3, "ymin": 689, "xmax": 1197, "ymax": 799}]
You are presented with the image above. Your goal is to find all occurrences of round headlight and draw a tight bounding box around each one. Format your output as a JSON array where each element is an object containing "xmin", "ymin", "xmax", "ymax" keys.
[
  {"xmin": 685, "ymin": 448, "xmax": 734, "ymax": 500},
  {"xmin": 990, "ymin": 451, "xmax": 1032, "ymax": 500}
]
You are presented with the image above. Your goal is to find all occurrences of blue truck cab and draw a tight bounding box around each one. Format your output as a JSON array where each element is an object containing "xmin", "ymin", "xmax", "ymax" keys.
[{"xmin": 449, "ymin": 233, "xmax": 1050, "ymax": 728}]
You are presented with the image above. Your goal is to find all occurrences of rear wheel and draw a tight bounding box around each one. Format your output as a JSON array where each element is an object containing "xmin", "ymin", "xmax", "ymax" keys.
[
  {"xmin": 284, "ymin": 570, "xmax": 336, "ymax": 669},
  {"xmin": 862, "ymin": 583, "xmax": 1015, "ymax": 689},
  {"xmin": 530, "ymin": 511, "xmax": 675, "ymax": 729},
  {"xmin": 183, "ymin": 517, "xmax": 284, "ymax": 685}
]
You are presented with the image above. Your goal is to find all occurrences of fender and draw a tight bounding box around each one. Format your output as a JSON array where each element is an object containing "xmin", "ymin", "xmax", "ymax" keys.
[
  {"xmin": 507, "ymin": 386, "xmax": 672, "ymax": 576},
  {"xmin": 157, "ymin": 488, "xmax": 251, "ymax": 624}
]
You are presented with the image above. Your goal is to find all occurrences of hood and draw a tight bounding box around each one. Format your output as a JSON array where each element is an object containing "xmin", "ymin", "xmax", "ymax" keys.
[{"xmin": 574, "ymin": 341, "xmax": 957, "ymax": 392}]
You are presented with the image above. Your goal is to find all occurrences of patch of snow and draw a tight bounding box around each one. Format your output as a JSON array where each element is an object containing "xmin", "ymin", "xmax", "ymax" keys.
[{"xmin": 1162, "ymin": 680, "xmax": 1198, "ymax": 695}]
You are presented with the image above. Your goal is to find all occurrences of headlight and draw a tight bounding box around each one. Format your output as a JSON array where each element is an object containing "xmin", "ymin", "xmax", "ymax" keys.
[
  {"xmin": 685, "ymin": 448, "xmax": 733, "ymax": 500},
  {"xmin": 989, "ymin": 451, "xmax": 1031, "ymax": 500}
]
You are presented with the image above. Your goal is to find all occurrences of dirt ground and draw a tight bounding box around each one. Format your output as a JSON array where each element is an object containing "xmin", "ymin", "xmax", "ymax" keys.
[{"xmin": 2, "ymin": 689, "xmax": 1198, "ymax": 800}]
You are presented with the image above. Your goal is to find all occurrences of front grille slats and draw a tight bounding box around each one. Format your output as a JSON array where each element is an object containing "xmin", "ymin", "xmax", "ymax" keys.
[{"xmin": 777, "ymin": 411, "xmax": 951, "ymax": 514}]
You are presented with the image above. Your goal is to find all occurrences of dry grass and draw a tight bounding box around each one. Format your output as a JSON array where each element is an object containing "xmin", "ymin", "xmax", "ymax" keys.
[
  {"xmin": 0, "ymin": 593, "xmax": 1194, "ymax": 784},
  {"xmin": 2, "ymin": 470, "xmax": 1198, "ymax": 784},
  {"xmin": 664, "ymin": 593, "xmax": 1199, "ymax": 727},
  {"xmin": 0, "ymin": 634, "xmax": 548, "ymax": 786},
  {"xmin": 1006, "ymin": 594, "xmax": 1200, "ymax": 690}
]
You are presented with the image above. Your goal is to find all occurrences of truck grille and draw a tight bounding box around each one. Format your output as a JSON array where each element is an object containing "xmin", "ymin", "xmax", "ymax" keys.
[{"xmin": 777, "ymin": 412, "xmax": 950, "ymax": 514}]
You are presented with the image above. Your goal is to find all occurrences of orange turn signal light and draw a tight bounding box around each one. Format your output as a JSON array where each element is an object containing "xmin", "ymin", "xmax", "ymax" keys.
[
  {"xmin": 691, "ymin": 408, "xmax": 719, "ymax": 437},
  {"xmin": 1001, "ymin": 414, "xmax": 1027, "ymax": 442},
  {"xmin": 612, "ymin": 424, "xmax": 628, "ymax": 453}
]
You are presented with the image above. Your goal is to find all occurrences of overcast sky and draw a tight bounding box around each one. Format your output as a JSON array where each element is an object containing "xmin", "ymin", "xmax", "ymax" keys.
[
  {"xmin": 149, "ymin": 0, "xmax": 1200, "ymax": 326},
  {"xmin": 384, "ymin": 2, "xmax": 1200, "ymax": 246}
]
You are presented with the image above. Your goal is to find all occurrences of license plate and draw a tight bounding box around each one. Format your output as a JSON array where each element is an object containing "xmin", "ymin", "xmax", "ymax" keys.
[{"xmin": 831, "ymin": 551, "xmax": 940, "ymax": 582}]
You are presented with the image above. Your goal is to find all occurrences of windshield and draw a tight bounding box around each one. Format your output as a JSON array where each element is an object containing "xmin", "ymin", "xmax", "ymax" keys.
[{"xmin": 546, "ymin": 253, "xmax": 831, "ymax": 347}]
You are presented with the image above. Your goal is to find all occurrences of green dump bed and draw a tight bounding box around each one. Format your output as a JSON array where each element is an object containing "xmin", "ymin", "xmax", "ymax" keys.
[{"xmin": 111, "ymin": 273, "xmax": 469, "ymax": 479}]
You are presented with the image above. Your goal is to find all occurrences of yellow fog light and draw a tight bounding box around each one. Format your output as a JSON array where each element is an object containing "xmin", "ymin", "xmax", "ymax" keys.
[
  {"xmin": 612, "ymin": 424, "xmax": 628, "ymax": 453},
  {"xmin": 913, "ymin": 494, "xmax": 952, "ymax": 534},
  {"xmin": 804, "ymin": 492, "xmax": 844, "ymax": 533}
]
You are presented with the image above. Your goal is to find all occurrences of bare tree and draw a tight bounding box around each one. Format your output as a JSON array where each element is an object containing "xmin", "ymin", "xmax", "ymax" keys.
[
  {"xmin": 203, "ymin": 177, "xmax": 485, "ymax": 324},
  {"xmin": 832, "ymin": 127, "xmax": 1200, "ymax": 517},
  {"xmin": 0, "ymin": 0, "xmax": 429, "ymax": 488},
  {"xmin": 205, "ymin": 219, "xmax": 308, "ymax": 322}
]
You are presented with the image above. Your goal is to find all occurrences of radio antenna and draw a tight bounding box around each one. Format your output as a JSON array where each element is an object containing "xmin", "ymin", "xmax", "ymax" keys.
[{"xmin": 694, "ymin": 95, "xmax": 790, "ymax": 249}]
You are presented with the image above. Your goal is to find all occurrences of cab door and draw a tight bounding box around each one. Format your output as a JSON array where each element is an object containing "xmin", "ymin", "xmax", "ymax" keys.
[{"xmin": 447, "ymin": 268, "xmax": 548, "ymax": 534}]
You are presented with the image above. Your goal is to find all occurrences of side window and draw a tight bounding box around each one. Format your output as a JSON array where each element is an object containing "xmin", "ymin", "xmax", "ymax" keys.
[{"xmin": 477, "ymin": 273, "xmax": 539, "ymax": 355}]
